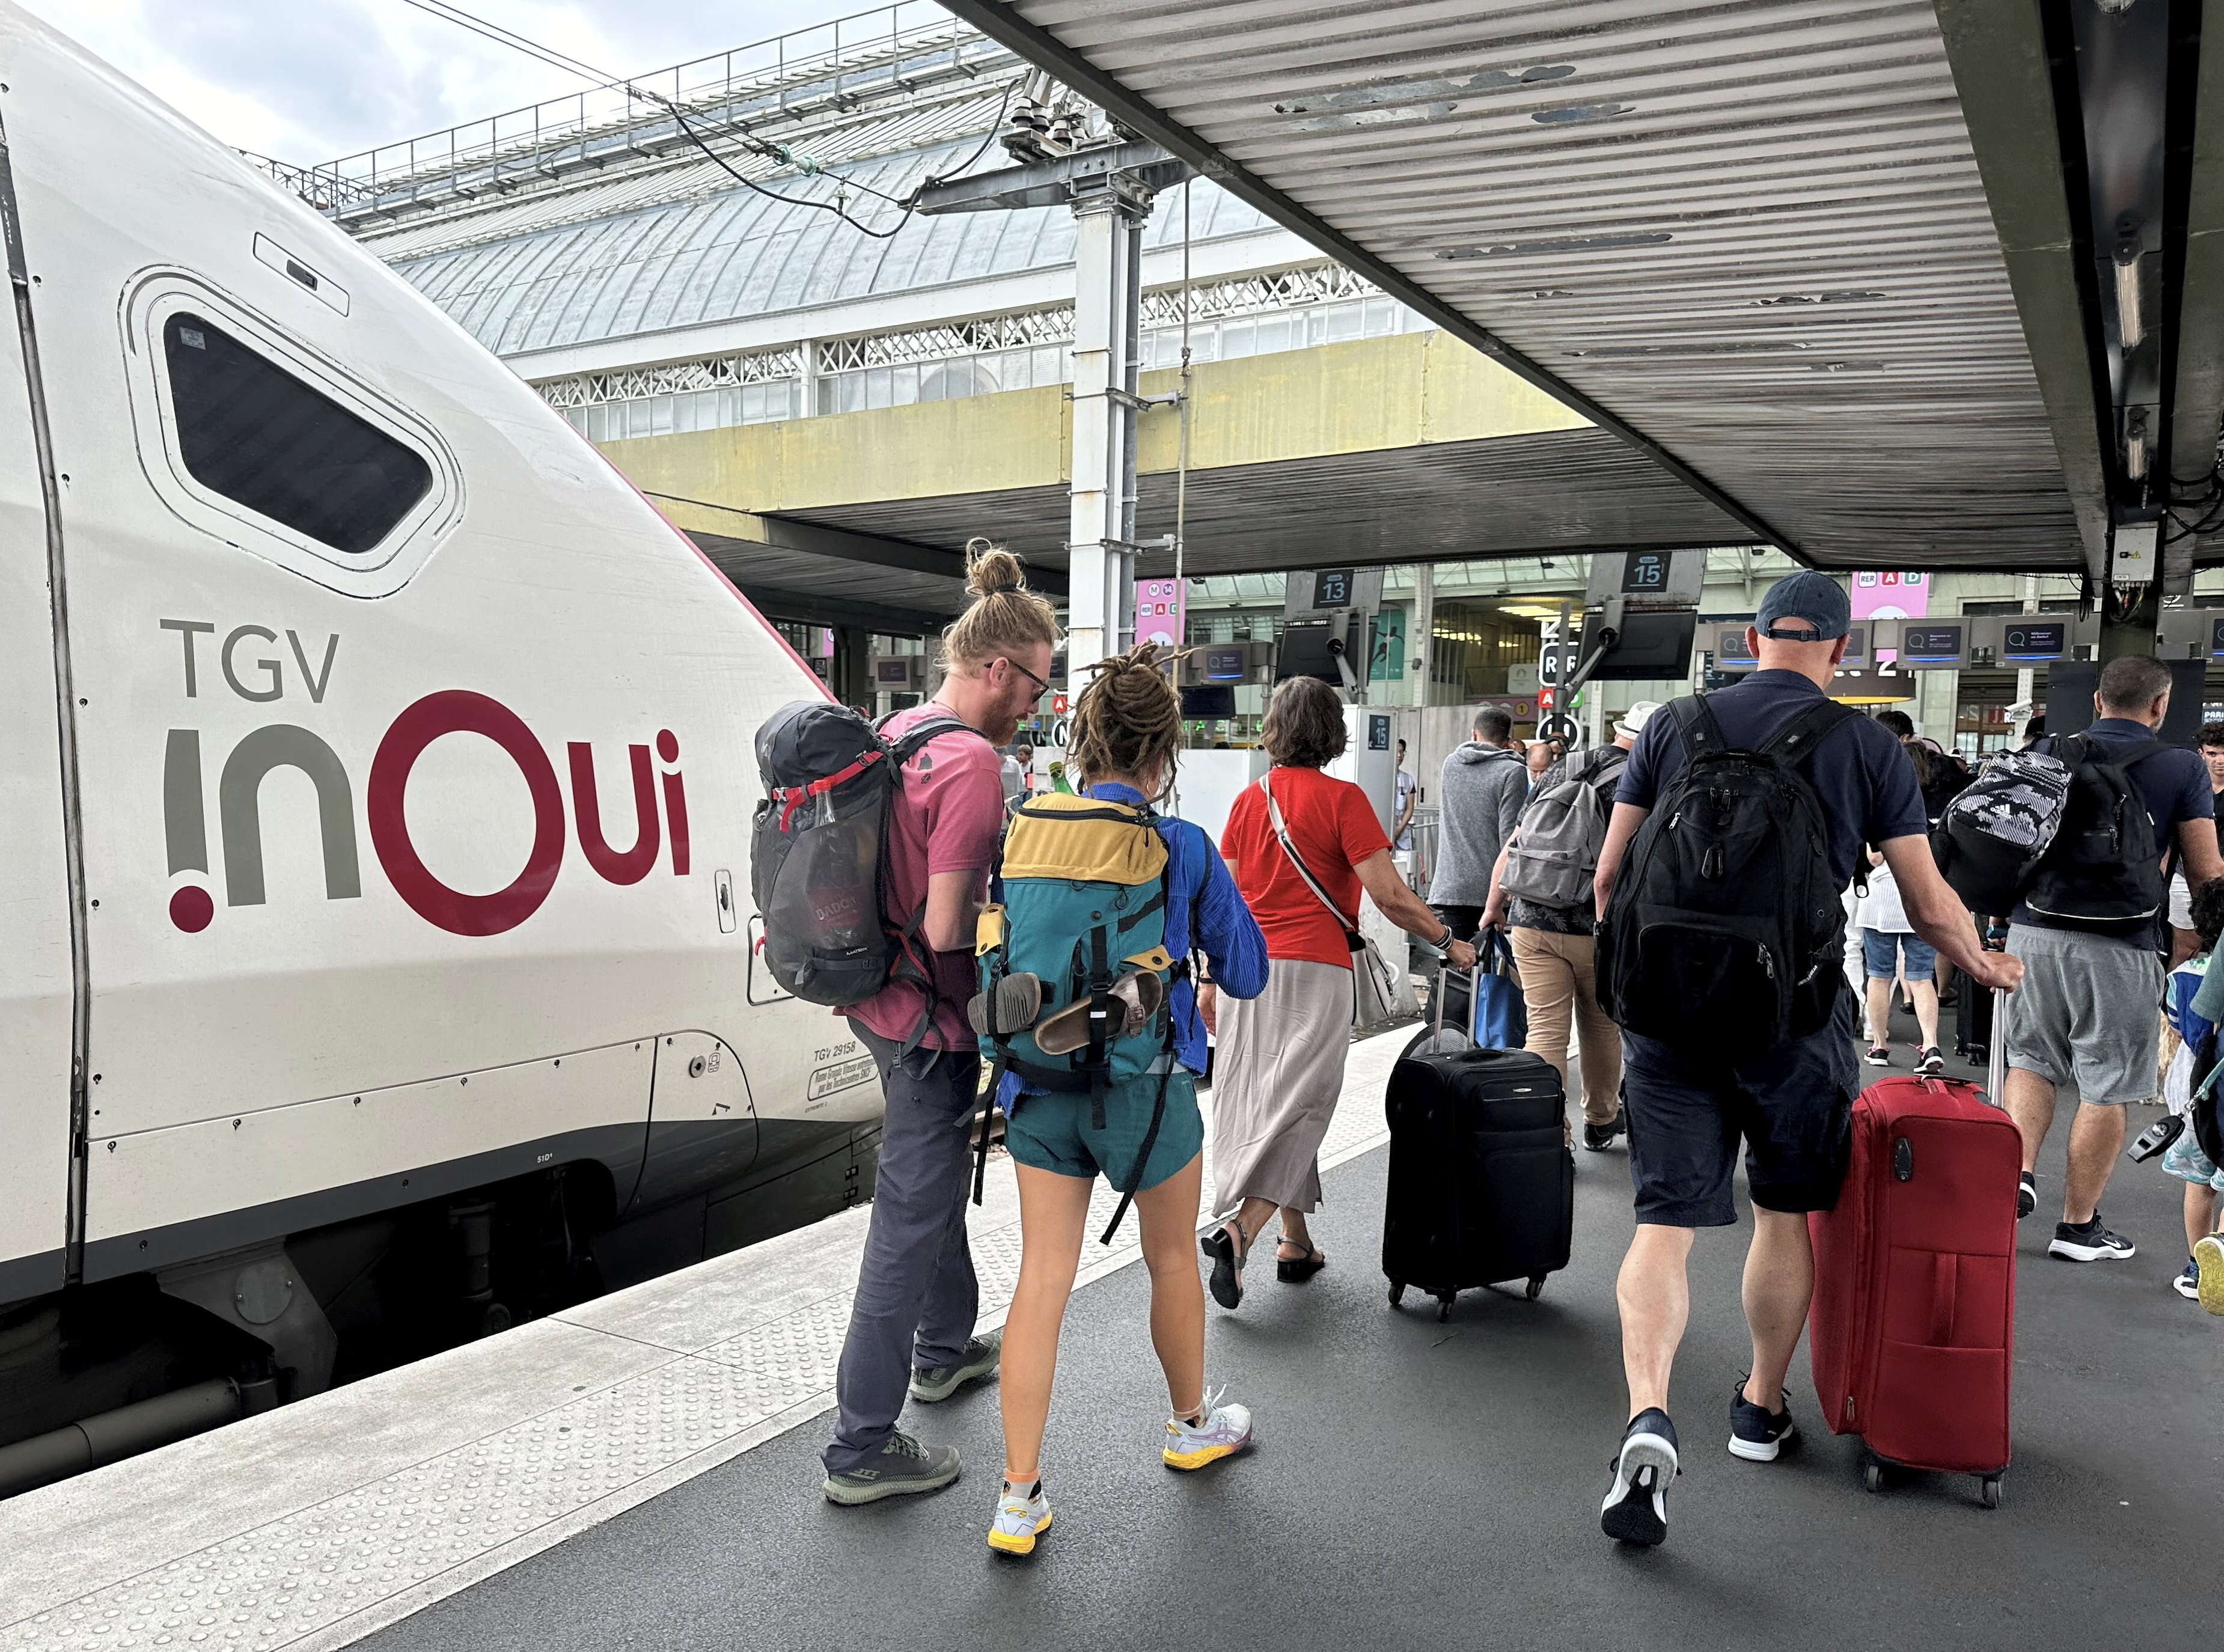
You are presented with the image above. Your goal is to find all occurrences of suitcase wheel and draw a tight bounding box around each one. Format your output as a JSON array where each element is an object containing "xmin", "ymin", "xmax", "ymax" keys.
[
  {"xmin": 1978, "ymin": 1474, "xmax": 2002, "ymax": 1510},
  {"xmin": 1435, "ymin": 1292, "xmax": 1455, "ymax": 1322},
  {"xmin": 1387, "ymin": 1282, "xmax": 1406, "ymax": 1309},
  {"xmin": 1862, "ymin": 1458, "xmax": 1887, "ymax": 1495},
  {"xmin": 1524, "ymin": 1275, "xmax": 1546, "ymax": 1302}
]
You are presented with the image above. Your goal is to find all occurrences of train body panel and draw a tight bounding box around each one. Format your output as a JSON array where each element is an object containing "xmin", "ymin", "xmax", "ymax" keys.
[
  {"xmin": 0, "ymin": 2, "xmax": 885, "ymax": 1338},
  {"xmin": 0, "ymin": 129, "xmax": 73, "ymax": 1308}
]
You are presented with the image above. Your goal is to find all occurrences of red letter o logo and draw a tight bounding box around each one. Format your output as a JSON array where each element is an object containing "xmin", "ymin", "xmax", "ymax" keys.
[{"xmin": 368, "ymin": 690, "xmax": 565, "ymax": 936}]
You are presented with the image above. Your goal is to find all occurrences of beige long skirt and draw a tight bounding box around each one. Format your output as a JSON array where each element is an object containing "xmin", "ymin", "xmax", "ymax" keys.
[{"xmin": 1210, "ymin": 957, "xmax": 1352, "ymax": 1218}]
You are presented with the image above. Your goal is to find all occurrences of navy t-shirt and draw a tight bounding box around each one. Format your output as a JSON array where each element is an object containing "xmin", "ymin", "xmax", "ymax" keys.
[
  {"xmin": 1616, "ymin": 671, "xmax": 1929, "ymax": 890},
  {"xmin": 2011, "ymin": 718, "xmax": 2214, "ymax": 947}
]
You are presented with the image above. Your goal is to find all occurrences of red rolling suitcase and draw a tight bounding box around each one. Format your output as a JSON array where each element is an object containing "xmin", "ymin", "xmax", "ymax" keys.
[{"xmin": 1807, "ymin": 993, "xmax": 2019, "ymax": 1507}]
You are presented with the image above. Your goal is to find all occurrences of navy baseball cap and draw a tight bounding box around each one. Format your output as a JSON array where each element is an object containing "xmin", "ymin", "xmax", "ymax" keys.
[{"xmin": 1753, "ymin": 571, "xmax": 1851, "ymax": 641}]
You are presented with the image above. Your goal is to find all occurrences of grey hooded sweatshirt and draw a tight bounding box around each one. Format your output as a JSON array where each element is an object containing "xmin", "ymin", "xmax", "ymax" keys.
[{"xmin": 1427, "ymin": 741, "xmax": 1530, "ymax": 906}]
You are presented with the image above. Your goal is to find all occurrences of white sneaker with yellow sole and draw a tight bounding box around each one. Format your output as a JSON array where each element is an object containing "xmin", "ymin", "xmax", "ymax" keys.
[{"xmin": 1162, "ymin": 1386, "xmax": 1254, "ymax": 1471}]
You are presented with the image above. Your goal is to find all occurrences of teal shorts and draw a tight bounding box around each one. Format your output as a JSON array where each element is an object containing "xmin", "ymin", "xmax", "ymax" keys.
[{"xmin": 1004, "ymin": 1071, "xmax": 1203, "ymax": 1192}]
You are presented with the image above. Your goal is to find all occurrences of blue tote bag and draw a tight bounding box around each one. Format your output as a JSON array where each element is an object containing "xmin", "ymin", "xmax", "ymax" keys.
[{"xmin": 1470, "ymin": 928, "xmax": 1529, "ymax": 1050}]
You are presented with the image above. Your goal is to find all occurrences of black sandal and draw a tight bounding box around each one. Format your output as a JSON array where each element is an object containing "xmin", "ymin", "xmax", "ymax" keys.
[
  {"xmin": 1275, "ymin": 1240, "xmax": 1327, "ymax": 1284},
  {"xmin": 1200, "ymin": 1221, "xmax": 1251, "ymax": 1309}
]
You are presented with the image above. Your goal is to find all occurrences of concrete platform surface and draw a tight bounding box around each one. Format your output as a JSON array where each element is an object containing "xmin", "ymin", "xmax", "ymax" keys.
[
  {"xmin": 5, "ymin": 1025, "xmax": 2218, "ymax": 1652},
  {"xmin": 0, "ymin": 1032, "xmax": 1412, "ymax": 1652},
  {"xmin": 360, "ymin": 1044, "xmax": 2220, "ymax": 1652}
]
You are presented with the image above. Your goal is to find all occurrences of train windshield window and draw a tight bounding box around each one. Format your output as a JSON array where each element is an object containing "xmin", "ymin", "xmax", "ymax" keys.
[{"xmin": 163, "ymin": 312, "xmax": 432, "ymax": 554}]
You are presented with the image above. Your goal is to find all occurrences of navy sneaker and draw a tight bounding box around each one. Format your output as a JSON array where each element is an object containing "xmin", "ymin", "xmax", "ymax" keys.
[
  {"xmin": 1727, "ymin": 1380, "xmax": 1798, "ymax": 1462},
  {"xmin": 1601, "ymin": 1408, "xmax": 1678, "ymax": 1547},
  {"xmin": 2175, "ymin": 1256, "xmax": 2202, "ymax": 1300}
]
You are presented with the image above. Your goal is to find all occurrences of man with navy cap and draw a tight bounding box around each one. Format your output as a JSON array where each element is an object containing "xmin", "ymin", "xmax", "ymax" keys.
[{"xmin": 1584, "ymin": 571, "xmax": 2023, "ymax": 1548}]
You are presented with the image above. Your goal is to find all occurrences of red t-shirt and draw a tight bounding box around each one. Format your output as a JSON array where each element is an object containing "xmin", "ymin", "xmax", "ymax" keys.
[
  {"xmin": 845, "ymin": 705, "xmax": 1006, "ymax": 1052},
  {"xmin": 1220, "ymin": 766, "xmax": 1390, "ymax": 969}
]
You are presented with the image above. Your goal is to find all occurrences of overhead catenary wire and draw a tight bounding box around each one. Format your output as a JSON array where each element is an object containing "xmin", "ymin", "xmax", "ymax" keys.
[{"xmin": 386, "ymin": 0, "xmax": 1017, "ymax": 240}]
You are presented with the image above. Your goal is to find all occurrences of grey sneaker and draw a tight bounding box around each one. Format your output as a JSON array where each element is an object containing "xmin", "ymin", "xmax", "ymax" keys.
[
  {"xmin": 822, "ymin": 1431, "xmax": 961, "ymax": 1505},
  {"xmin": 909, "ymin": 1331, "xmax": 1001, "ymax": 1403}
]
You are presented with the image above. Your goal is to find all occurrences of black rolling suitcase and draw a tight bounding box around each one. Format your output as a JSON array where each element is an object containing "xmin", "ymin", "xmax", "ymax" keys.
[{"xmin": 1383, "ymin": 1029, "xmax": 1575, "ymax": 1321}]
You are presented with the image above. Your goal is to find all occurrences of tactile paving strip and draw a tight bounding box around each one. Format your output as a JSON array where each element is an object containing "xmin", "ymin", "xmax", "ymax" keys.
[{"xmin": 0, "ymin": 1031, "xmax": 1400, "ymax": 1652}]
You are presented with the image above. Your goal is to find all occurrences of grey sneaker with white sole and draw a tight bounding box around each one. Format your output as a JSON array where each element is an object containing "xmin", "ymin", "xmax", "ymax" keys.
[
  {"xmin": 822, "ymin": 1431, "xmax": 961, "ymax": 1505},
  {"xmin": 909, "ymin": 1332, "xmax": 1001, "ymax": 1403}
]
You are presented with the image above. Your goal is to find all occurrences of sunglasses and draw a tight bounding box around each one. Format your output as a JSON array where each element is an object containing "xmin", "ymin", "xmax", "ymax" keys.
[{"xmin": 1001, "ymin": 656, "xmax": 1053, "ymax": 698}]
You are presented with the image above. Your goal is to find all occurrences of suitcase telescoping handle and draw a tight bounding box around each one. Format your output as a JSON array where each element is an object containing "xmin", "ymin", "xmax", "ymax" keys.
[
  {"xmin": 1434, "ymin": 960, "xmax": 1474, "ymax": 1038},
  {"xmin": 1981, "ymin": 920, "xmax": 2008, "ymax": 1109},
  {"xmin": 1985, "ymin": 986, "xmax": 2007, "ymax": 1110}
]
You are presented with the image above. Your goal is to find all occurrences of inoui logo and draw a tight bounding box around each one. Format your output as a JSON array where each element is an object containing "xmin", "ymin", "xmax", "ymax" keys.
[{"xmin": 158, "ymin": 618, "xmax": 689, "ymax": 937}]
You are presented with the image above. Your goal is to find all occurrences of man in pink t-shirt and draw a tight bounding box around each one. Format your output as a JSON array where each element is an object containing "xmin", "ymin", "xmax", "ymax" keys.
[
  {"xmin": 822, "ymin": 576, "xmax": 1058, "ymax": 1506},
  {"xmin": 843, "ymin": 705, "xmax": 1007, "ymax": 1053}
]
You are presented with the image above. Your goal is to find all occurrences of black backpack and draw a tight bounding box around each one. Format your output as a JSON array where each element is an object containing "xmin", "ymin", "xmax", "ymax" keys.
[
  {"xmin": 2017, "ymin": 733, "xmax": 2169, "ymax": 936},
  {"xmin": 1931, "ymin": 746, "xmax": 2077, "ymax": 918},
  {"xmin": 751, "ymin": 701, "xmax": 980, "ymax": 1044},
  {"xmin": 1598, "ymin": 694, "xmax": 1859, "ymax": 1049}
]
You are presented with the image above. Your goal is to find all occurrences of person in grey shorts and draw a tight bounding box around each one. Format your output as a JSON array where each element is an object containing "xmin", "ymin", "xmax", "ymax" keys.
[{"xmin": 2003, "ymin": 656, "xmax": 2222, "ymax": 1263}]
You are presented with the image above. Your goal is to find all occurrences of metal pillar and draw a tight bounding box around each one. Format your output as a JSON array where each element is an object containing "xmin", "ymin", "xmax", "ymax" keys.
[
  {"xmin": 1065, "ymin": 181, "xmax": 1149, "ymax": 678},
  {"xmin": 1409, "ymin": 564, "xmax": 1434, "ymax": 707},
  {"xmin": 2014, "ymin": 573, "xmax": 2038, "ymax": 739},
  {"xmin": 910, "ymin": 139, "xmax": 1188, "ymax": 680}
]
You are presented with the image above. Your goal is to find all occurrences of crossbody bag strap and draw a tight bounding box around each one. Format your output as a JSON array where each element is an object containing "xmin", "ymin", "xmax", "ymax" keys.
[
  {"xmin": 1260, "ymin": 771, "xmax": 1360, "ymax": 940},
  {"xmin": 1758, "ymin": 697, "xmax": 1859, "ymax": 763}
]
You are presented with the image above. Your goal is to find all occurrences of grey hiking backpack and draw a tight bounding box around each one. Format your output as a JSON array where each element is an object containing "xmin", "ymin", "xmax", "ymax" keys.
[{"xmin": 1499, "ymin": 747, "xmax": 1627, "ymax": 909}]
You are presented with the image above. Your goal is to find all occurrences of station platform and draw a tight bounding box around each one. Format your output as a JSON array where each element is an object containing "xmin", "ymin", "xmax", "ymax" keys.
[{"xmin": 2, "ymin": 1025, "xmax": 2216, "ymax": 1652}]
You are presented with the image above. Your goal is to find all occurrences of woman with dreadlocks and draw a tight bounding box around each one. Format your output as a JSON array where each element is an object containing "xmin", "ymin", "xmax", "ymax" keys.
[{"xmin": 983, "ymin": 643, "xmax": 1268, "ymax": 1557}]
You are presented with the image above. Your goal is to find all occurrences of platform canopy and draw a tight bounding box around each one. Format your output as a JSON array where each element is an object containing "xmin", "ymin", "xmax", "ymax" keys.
[{"xmin": 939, "ymin": 0, "xmax": 2224, "ymax": 582}]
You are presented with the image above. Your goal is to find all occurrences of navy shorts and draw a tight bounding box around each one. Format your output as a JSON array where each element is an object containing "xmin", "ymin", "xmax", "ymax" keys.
[{"xmin": 1619, "ymin": 990, "xmax": 1857, "ymax": 1228}]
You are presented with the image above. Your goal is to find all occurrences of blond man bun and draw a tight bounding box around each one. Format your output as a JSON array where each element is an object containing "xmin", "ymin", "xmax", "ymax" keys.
[{"xmin": 942, "ymin": 536, "xmax": 1062, "ymax": 670}]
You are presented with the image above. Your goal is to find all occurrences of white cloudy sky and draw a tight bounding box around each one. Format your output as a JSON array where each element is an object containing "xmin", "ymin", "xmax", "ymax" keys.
[{"xmin": 19, "ymin": 0, "xmax": 887, "ymax": 163}]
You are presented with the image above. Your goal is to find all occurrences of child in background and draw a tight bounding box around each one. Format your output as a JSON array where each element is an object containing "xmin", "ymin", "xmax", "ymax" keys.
[
  {"xmin": 2161, "ymin": 882, "xmax": 2224, "ymax": 1309},
  {"xmin": 1857, "ymin": 848, "xmax": 1944, "ymax": 1073}
]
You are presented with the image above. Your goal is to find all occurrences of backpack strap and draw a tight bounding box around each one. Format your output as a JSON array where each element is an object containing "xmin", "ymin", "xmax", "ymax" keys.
[
  {"xmin": 873, "ymin": 709, "xmax": 986, "ymax": 1068},
  {"xmin": 878, "ymin": 708, "xmax": 977, "ymax": 765},
  {"xmin": 1666, "ymin": 694, "xmax": 1729, "ymax": 763},
  {"xmin": 970, "ymin": 1044, "xmax": 1007, "ymax": 1207},
  {"xmin": 1579, "ymin": 746, "xmax": 1628, "ymax": 796},
  {"xmin": 1099, "ymin": 1013, "xmax": 1180, "ymax": 1248}
]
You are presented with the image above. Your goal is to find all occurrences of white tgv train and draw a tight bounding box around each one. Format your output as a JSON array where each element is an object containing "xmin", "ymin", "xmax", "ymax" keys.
[{"xmin": 0, "ymin": 4, "xmax": 882, "ymax": 1463}]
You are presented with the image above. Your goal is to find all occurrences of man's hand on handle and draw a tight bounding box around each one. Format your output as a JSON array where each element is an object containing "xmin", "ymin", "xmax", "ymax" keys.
[
  {"xmin": 1446, "ymin": 937, "xmax": 1478, "ymax": 972},
  {"xmin": 1963, "ymin": 948, "xmax": 2023, "ymax": 994},
  {"xmin": 1878, "ymin": 833, "xmax": 2022, "ymax": 996}
]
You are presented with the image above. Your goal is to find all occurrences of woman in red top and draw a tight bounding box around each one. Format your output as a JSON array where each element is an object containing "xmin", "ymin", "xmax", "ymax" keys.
[{"xmin": 1200, "ymin": 676, "xmax": 1476, "ymax": 1309}]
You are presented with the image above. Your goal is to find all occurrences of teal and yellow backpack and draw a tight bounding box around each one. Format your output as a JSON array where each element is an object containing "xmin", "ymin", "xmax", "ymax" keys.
[{"xmin": 971, "ymin": 790, "xmax": 1181, "ymax": 1239}]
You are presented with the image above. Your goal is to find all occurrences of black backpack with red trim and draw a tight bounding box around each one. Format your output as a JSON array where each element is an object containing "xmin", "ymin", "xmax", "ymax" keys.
[{"xmin": 752, "ymin": 701, "xmax": 978, "ymax": 1031}]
